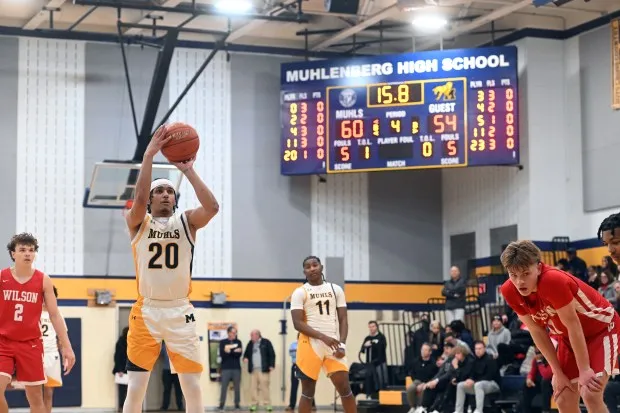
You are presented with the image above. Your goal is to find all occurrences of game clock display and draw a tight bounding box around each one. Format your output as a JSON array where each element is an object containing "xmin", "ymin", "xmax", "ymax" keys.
[{"xmin": 280, "ymin": 46, "xmax": 519, "ymax": 175}]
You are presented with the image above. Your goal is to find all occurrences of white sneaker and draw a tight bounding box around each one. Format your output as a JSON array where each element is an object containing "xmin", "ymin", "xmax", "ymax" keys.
[
  {"xmin": 413, "ymin": 408, "xmax": 426, "ymax": 413},
  {"xmin": 407, "ymin": 409, "xmax": 415, "ymax": 413}
]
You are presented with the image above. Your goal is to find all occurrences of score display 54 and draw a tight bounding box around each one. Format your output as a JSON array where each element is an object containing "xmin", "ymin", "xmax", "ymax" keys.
[{"xmin": 280, "ymin": 46, "xmax": 519, "ymax": 175}]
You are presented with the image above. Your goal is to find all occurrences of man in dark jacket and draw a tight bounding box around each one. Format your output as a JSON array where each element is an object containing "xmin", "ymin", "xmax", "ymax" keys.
[
  {"xmin": 405, "ymin": 343, "xmax": 438, "ymax": 411},
  {"xmin": 360, "ymin": 320, "xmax": 388, "ymax": 398},
  {"xmin": 219, "ymin": 326, "xmax": 243, "ymax": 411},
  {"xmin": 454, "ymin": 341, "xmax": 500, "ymax": 413},
  {"xmin": 419, "ymin": 342, "xmax": 463, "ymax": 412},
  {"xmin": 441, "ymin": 266, "xmax": 467, "ymax": 324},
  {"xmin": 243, "ymin": 330, "xmax": 276, "ymax": 412}
]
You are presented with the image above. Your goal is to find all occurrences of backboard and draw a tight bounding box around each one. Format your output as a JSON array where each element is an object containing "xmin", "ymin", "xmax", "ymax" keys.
[{"xmin": 83, "ymin": 160, "xmax": 184, "ymax": 209}]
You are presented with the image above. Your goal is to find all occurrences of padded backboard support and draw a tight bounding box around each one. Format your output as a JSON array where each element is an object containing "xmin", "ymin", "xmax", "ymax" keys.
[{"xmin": 83, "ymin": 160, "xmax": 183, "ymax": 209}]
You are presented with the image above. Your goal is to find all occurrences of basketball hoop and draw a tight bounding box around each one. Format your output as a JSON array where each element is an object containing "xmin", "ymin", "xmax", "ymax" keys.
[{"xmin": 122, "ymin": 199, "xmax": 133, "ymax": 218}]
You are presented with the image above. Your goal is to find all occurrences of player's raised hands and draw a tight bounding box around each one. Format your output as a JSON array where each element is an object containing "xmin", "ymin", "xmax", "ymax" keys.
[
  {"xmin": 578, "ymin": 368, "xmax": 603, "ymax": 394},
  {"xmin": 62, "ymin": 345, "xmax": 76, "ymax": 375},
  {"xmin": 145, "ymin": 124, "xmax": 173, "ymax": 157},
  {"xmin": 171, "ymin": 156, "xmax": 196, "ymax": 173}
]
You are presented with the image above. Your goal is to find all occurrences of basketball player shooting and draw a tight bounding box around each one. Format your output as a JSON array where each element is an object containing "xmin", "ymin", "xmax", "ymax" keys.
[
  {"xmin": 0, "ymin": 233, "xmax": 76, "ymax": 413},
  {"xmin": 500, "ymin": 240, "xmax": 619, "ymax": 413},
  {"xmin": 290, "ymin": 256, "xmax": 357, "ymax": 413},
  {"xmin": 123, "ymin": 124, "xmax": 219, "ymax": 413}
]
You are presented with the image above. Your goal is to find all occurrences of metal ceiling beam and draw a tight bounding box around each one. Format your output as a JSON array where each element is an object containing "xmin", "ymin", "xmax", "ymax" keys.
[
  {"xmin": 67, "ymin": 6, "xmax": 98, "ymax": 31},
  {"xmin": 23, "ymin": 0, "xmax": 67, "ymax": 30},
  {"xmin": 118, "ymin": 21, "xmax": 228, "ymax": 37},
  {"xmin": 416, "ymin": 0, "xmax": 532, "ymax": 50},
  {"xmin": 123, "ymin": 0, "xmax": 183, "ymax": 36},
  {"xmin": 226, "ymin": 0, "xmax": 297, "ymax": 43},
  {"xmin": 72, "ymin": 0, "xmax": 308, "ymax": 23},
  {"xmin": 310, "ymin": 3, "xmax": 401, "ymax": 51},
  {"xmin": 296, "ymin": 16, "xmax": 482, "ymax": 36}
]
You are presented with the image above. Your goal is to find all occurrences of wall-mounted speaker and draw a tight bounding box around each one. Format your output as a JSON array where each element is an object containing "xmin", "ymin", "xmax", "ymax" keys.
[{"xmin": 324, "ymin": 0, "xmax": 360, "ymax": 14}]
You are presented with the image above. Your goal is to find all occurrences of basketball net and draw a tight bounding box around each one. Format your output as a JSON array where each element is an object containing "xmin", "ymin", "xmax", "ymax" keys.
[{"xmin": 122, "ymin": 199, "xmax": 133, "ymax": 219}]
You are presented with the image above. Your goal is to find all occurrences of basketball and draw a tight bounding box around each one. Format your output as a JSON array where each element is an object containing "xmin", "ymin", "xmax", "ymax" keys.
[{"xmin": 161, "ymin": 122, "xmax": 200, "ymax": 162}]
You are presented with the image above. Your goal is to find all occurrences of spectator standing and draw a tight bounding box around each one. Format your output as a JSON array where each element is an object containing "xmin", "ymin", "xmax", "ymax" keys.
[
  {"xmin": 219, "ymin": 326, "xmax": 243, "ymax": 411},
  {"xmin": 360, "ymin": 321, "xmax": 388, "ymax": 397},
  {"xmin": 243, "ymin": 330, "xmax": 276, "ymax": 412},
  {"xmin": 112, "ymin": 327, "xmax": 129, "ymax": 412},
  {"xmin": 442, "ymin": 266, "xmax": 467, "ymax": 324}
]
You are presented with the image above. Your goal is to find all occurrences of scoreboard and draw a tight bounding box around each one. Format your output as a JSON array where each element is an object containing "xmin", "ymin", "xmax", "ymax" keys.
[{"xmin": 280, "ymin": 46, "xmax": 519, "ymax": 175}]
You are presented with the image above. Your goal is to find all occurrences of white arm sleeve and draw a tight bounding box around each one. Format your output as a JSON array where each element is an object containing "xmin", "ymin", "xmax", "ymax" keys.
[
  {"xmin": 290, "ymin": 287, "xmax": 305, "ymax": 311},
  {"xmin": 334, "ymin": 285, "xmax": 347, "ymax": 308}
]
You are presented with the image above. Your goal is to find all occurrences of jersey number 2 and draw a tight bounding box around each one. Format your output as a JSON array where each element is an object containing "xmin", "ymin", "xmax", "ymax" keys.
[
  {"xmin": 148, "ymin": 242, "xmax": 179, "ymax": 269},
  {"xmin": 316, "ymin": 300, "xmax": 330, "ymax": 316},
  {"xmin": 41, "ymin": 324, "xmax": 49, "ymax": 337},
  {"xmin": 14, "ymin": 304, "xmax": 23, "ymax": 322}
]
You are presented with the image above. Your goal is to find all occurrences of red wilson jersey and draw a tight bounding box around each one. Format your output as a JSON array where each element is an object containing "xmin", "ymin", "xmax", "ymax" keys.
[
  {"xmin": 0, "ymin": 268, "xmax": 44, "ymax": 341},
  {"xmin": 501, "ymin": 264, "xmax": 616, "ymax": 338}
]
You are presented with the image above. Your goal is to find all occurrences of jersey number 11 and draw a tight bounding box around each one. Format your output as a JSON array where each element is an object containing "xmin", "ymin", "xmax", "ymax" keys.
[{"xmin": 316, "ymin": 300, "xmax": 330, "ymax": 316}]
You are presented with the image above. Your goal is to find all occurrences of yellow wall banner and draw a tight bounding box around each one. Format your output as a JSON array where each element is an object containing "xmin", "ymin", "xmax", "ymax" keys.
[
  {"xmin": 207, "ymin": 322, "xmax": 238, "ymax": 381},
  {"xmin": 612, "ymin": 18, "xmax": 620, "ymax": 109}
]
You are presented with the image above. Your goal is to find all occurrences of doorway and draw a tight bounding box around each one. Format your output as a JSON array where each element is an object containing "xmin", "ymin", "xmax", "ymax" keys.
[{"xmin": 116, "ymin": 304, "xmax": 166, "ymax": 411}]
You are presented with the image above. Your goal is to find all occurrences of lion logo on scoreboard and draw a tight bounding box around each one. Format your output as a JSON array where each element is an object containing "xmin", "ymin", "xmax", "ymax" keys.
[
  {"xmin": 433, "ymin": 82, "xmax": 456, "ymax": 101},
  {"xmin": 339, "ymin": 88, "xmax": 357, "ymax": 108}
]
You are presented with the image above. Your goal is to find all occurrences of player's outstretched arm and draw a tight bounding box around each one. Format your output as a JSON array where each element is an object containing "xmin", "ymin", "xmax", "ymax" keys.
[
  {"xmin": 42, "ymin": 275, "xmax": 75, "ymax": 375},
  {"xmin": 126, "ymin": 125, "xmax": 172, "ymax": 232},
  {"xmin": 177, "ymin": 163, "xmax": 219, "ymax": 231}
]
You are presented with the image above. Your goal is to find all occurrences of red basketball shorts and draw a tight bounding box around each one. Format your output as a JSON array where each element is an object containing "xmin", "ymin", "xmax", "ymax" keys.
[
  {"xmin": 0, "ymin": 336, "xmax": 46, "ymax": 385},
  {"xmin": 557, "ymin": 320, "xmax": 620, "ymax": 383}
]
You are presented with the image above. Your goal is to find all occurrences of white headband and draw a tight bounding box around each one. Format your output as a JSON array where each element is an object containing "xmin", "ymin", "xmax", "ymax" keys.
[{"xmin": 150, "ymin": 178, "xmax": 175, "ymax": 192}]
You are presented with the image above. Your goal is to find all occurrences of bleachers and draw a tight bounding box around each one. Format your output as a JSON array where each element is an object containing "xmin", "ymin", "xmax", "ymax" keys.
[{"xmin": 362, "ymin": 238, "xmax": 575, "ymax": 412}]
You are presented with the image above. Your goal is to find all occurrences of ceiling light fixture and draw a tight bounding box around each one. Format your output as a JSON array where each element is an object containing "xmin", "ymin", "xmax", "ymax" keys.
[
  {"xmin": 411, "ymin": 15, "xmax": 448, "ymax": 32},
  {"xmin": 215, "ymin": 0, "xmax": 253, "ymax": 14}
]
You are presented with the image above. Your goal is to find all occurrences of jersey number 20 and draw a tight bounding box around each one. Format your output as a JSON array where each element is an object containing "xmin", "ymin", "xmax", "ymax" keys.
[{"xmin": 148, "ymin": 242, "xmax": 179, "ymax": 269}]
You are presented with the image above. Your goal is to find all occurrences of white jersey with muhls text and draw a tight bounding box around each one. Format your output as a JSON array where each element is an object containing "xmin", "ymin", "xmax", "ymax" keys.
[
  {"xmin": 40, "ymin": 310, "xmax": 64, "ymax": 354},
  {"xmin": 290, "ymin": 282, "xmax": 346, "ymax": 339}
]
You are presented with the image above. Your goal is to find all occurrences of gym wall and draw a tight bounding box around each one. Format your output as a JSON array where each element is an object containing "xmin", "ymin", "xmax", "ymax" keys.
[
  {"xmin": 47, "ymin": 276, "xmax": 443, "ymax": 410},
  {"xmin": 0, "ymin": 35, "xmax": 444, "ymax": 283},
  {"xmin": 442, "ymin": 24, "xmax": 620, "ymax": 274}
]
